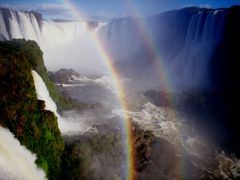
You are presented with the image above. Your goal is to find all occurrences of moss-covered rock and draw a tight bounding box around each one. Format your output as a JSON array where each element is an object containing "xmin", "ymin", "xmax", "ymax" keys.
[
  {"xmin": 0, "ymin": 39, "xmax": 78, "ymax": 111},
  {"xmin": 61, "ymin": 143, "xmax": 91, "ymax": 180},
  {"xmin": 0, "ymin": 40, "xmax": 64, "ymax": 179}
]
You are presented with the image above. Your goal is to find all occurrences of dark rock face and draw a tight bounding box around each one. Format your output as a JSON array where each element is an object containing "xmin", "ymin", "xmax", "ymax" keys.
[
  {"xmin": 137, "ymin": 138, "xmax": 181, "ymax": 180},
  {"xmin": 131, "ymin": 121, "xmax": 155, "ymax": 172},
  {"xmin": 208, "ymin": 6, "xmax": 240, "ymax": 156}
]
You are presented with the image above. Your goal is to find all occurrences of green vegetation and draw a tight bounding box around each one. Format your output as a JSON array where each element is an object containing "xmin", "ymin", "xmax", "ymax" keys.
[
  {"xmin": 0, "ymin": 40, "xmax": 64, "ymax": 179},
  {"xmin": 0, "ymin": 39, "xmax": 80, "ymax": 111},
  {"xmin": 61, "ymin": 143, "xmax": 92, "ymax": 180}
]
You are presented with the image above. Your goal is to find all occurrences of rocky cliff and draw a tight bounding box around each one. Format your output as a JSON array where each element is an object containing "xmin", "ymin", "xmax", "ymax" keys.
[{"xmin": 0, "ymin": 39, "xmax": 64, "ymax": 179}]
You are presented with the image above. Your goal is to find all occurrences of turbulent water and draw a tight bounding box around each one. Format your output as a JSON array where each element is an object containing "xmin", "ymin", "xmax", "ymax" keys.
[
  {"xmin": 113, "ymin": 102, "xmax": 240, "ymax": 179},
  {"xmin": 0, "ymin": 127, "xmax": 46, "ymax": 180},
  {"xmin": 52, "ymin": 69, "xmax": 240, "ymax": 179}
]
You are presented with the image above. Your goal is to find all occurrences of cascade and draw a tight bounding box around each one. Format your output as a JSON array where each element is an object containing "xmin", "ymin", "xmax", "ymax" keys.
[
  {"xmin": 0, "ymin": 8, "xmax": 90, "ymax": 49},
  {"xmin": 98, "ymin": 8, "xmax": 228, "ymax": 91},
  {"xmin": 0, "ymin": 127, "xmax": 46, "ymax": 180},
  {"xmin": 0, "ymin": 7, "xmax": 232, "ymax": 90},
  {"xmin": 169, "ymin": 9, "xmax": 227, "ymax": 90},
  {"xmin": 31, "ymin": 70, "xmax": 89, "ymax": 135},
  {"xmin": 185, "ymin": 10, "xmax": 226, "ymax": 43},
  {"xmin": 31, "ymin": 70, "xmax": 58, "ymax": 113}
]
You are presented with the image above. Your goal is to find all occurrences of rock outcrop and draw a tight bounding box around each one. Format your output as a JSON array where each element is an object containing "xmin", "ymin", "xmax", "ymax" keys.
[{"xmin": 0, "ymin": 40, "xmax": 64, "ymax": 179}]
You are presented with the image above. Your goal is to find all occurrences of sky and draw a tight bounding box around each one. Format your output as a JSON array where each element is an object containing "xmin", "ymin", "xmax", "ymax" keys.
[{"xmin": 0, "ymin": 0, "xmax": 239, "ymax": 20}]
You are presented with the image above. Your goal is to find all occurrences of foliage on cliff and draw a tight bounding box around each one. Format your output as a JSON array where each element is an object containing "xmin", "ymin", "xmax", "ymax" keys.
[
  {"xmin": 0, "ymin": 39, "xmax": 77, "ymax": 111},
  {"xmin": 0, "ymin": 40, "xmax": 64, "ymax": 179}
]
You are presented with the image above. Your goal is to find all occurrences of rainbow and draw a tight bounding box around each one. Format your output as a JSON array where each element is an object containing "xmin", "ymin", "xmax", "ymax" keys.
[
  {"xmin": 63, "ymin": 0, "xmax": 136, "ymax": 179},
  {"xmin": 123, "ymin": 1, "xmax": 187, "ymax": 177},
  {"xmin": 62, "ymin": 0, "xmax": 184, "ymax": 179},
  {"xmin": 123, "ymin": 0, "xmax": 173, "ymax": 97}
]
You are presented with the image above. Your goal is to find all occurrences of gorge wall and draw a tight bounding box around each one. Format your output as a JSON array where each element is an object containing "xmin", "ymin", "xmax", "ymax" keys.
[
  {"xmin": 99, "ymin": 6, "xmax": 240, "ymax": 92},
  {"xmin": 1, "ymin": 6, "xmax": 239, "ymax": 92}
]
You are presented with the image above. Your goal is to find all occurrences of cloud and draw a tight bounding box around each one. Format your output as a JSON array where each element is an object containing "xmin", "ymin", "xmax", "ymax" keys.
[
  {"xmin": 182, "ymin": 4, "xmax": 212, "ymax": 9},
  {"xmin": 0, "ymin": 3, "xmax": 75, "ymax": 20},
  {"xmin": 36, "ymin": 3, "xmax": 68, "ymax": 12},
  {"xmin": 0, "ymin": 3, "xmax": 124, "ymax": 21},
  {"xmin": 33, "ymin": 3, "xmax": 124, "ymax": 21},
  {"xmin": 35, "ymin": 3, "xmax": 74, "ymax": 19},
  {"xmin": 86, "ymin": 11, "xmax": 126, "ymax": 21},
  {"xmin": 0, "ymin": 4, "xmax": 33, "ymax": 11},
  {"xmin": 3, "ymin": 3, "xmax": 69, "ymax": 13}
]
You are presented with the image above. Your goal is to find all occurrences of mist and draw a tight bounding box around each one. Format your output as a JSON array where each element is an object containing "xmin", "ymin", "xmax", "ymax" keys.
[
  {"xmin": 41, "ymin": 21, "xmax": 108, "ymax": 75},
  {"xmin": 33, "ymin": 68, "xmax": 128, "ymax": 179},
  {"xmin": 1, "ymin": 5, "xmax": 240, "ymax": 179}
]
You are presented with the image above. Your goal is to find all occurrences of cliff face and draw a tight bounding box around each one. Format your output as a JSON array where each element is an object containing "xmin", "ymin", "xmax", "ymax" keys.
[
  {"xmin": 0, "ymin": 40, "xmax": 64, "ymax": 179},
  {"xmin": 1, "ymin": 39, "xmax": 80, "ymax": 111},
  {"xmin": 99, "ymin": 6, "xmax": 240, "ymax": 91}
]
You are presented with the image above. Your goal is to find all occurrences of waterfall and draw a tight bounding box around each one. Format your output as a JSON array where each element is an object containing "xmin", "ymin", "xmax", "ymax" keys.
[
  {"xmin": 0, "ymin": 8, "xmax": 42, "ymax": 42},
  {"xmin": 0, "ymin": 8, "xmax": 107, "ymax": 73},
  {"xmin": 168, "ymin": 9, "xmax": 227, "ymax": 90},
  {"xmin": 0, "ymin": 8, "xmax": 90, "ymax": 49},
  {"xmin": 185, "ymin": 10, "xmax": 227, "ymax": 43},
  {"xmin": 97, "ymin": 8, "xmax": 229, "ymax": 90},
  {"xmin": 0, "ymin": 127, "xmax": 46, "ymax": 180},
  {"xmin": 0, "ymin": 7, "xmax": 231, "ymax": 90},
  {"xmin": 31, "ymin": 70, "xmax": 89, "ymax": 135},
  {"xmin": 31, "ymin": 70, "xmax": 58, "ymax": 113},
  {"xmin": 41, "ymin": 21, "xmax": 89, "ymax": 49}
]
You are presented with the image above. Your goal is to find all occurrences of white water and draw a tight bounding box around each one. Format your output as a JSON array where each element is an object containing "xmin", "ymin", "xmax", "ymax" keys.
[
  {"xmin": 31, "ymin": 70, "xmax": 58, "ymax": 113},
  {"xmin": 70, "ymin": 75, "xmax": 116, "ymax": 91},
  {"xmin": 0, "ymin": 9, "xmax": 88, "ymax": 48},
  {"xmin": 31, "ymin": 70, "xmax": 89, "ymax": 135},
  {"xmin": 0, "ymin": 9, "xmax": 108, "ymax": 74},
  {"xmin": 41, "ymin": 21, "xmax": 89, "ymax": 48},
  {"xmin": 185, "ymin": 10, "xmax": 226, "ymax": 43},
  {"xmin": 113, "ymin": 102, "xmax": 240, "ymax": 178},
  {"xmin": 0, "ymin": 127, "xmax": 46, "ymax": 180},
  {"xmin": 65, "ymin": 74, "xmax": 130, "ymax": 93}
]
